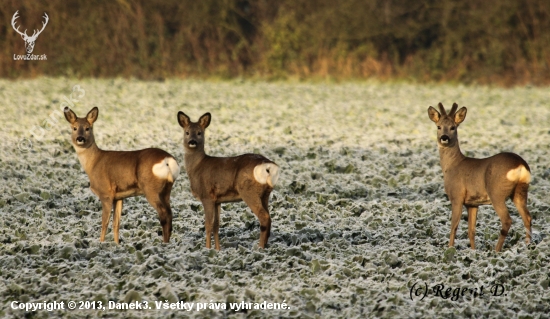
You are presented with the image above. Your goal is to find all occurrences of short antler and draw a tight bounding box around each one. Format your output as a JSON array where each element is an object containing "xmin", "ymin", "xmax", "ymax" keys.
[
  {"xmin": 448, "ymin": 103, "xmax": 459, "ymax": 117},
  {"xmin": 437, "ymin": 102, "xmax": 447, "ymax": 116}
]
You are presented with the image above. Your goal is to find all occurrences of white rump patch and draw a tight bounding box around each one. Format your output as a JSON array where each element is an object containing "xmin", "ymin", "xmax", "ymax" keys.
[
  {"xmin": 253, "ymin": 163, "xmax": 280, "ymax": 187},
  {"xmin": 506, "ymin": 166, "xmax": 531, "ymax": 184},
  {"xmin": 152, "ymin": 157, "xmax": 180, "ymax": 182}
]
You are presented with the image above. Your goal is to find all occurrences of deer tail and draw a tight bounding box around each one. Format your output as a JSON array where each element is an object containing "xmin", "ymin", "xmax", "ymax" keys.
[
  {"xmin": 506, "ymin": 165, "xmax": 531, "ymax": 184},
  {"xmin": 254, "ymin": 163, "xmax": 280, "ymax": 187},
  {"xmin": 152, "ymin": 157, "xmax": 180, "ymax": 183}
]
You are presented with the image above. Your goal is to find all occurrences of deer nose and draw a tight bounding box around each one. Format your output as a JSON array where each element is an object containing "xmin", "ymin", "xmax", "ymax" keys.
[
  {"xmin": 76, "ymin": 136, "xmax": 85, "ymax": 143},
  {"xmin": 188, "ymin": 140, "xmax": 197, "ymax": 148},
  {"xmin": 440, "ymin": 135, "xmax": 450, "ymax": 144}
]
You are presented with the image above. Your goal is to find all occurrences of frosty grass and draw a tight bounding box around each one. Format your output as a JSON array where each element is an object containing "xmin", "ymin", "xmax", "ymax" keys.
[{"xmin": 1, "ymin": 78, "xmax": 550, "ymax": 318}]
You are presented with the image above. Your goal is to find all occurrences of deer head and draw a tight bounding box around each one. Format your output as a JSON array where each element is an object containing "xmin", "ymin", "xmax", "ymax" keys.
[
  {"xmin": 428, "ymin": 102, "xmax": 467, "ymax": 148},
  {"xmin": 177, "ymin": 112, "xmax": 211, "ymax": 151},
  {"xmin": 11, "ymin": 11, "xmax": 49, "ymax": 54},
  {"xmin": 64, "ymin": 107, "xmax": 98, "ymax": 150}
]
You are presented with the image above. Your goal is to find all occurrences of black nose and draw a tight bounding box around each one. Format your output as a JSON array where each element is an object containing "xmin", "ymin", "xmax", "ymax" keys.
[
  {"xmin": 188, "ymin": 140, "xmax": 197, "ymax": 146},
  {"xmin": 76, "ymin": 136, "xmax": 85, "ymax": 143},
  {"xmin": 440, "ymin": 135, "xmax": 449, "ymax": 142}
]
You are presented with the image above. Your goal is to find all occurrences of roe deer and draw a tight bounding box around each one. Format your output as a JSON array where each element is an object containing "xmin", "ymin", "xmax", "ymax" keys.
[
  {"xmin": 427, "ymin": 103, "xmax": 531, "ymax": 252},
  {"xmin": 64, "ymin": 107, "xmax": 180, "ymax": 244},
  {"xmin": 177, "ymin": 112, "xmax": 280, "ymax": 250}
]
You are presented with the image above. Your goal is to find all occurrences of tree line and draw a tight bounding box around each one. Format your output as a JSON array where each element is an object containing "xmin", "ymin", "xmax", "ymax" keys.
[{"xmin": 1, "ymin": 0, "xmax": 549, "ymax": 85}]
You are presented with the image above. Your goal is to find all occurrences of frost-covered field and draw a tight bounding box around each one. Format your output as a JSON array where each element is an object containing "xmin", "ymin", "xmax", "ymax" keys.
[{"xmin": 1, "ymin": 78, "xmax": 550, "ymax": 318}]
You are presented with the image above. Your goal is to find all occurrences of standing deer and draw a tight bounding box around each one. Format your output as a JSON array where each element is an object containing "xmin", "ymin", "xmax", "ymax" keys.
[
  {"xmin": 11, "ymin": 11, "xmax": 49, "ymax": 54},
  {"xmin": 427, "ymin": 103, "xmax": 532, "ymax": 252},
  {"xmin": 64, "ymin": 107, "xmax": 180, "ymax": 244},
  {"xmin": 177, "ymin": 112, "xmax": 280, "ymax": 250}
]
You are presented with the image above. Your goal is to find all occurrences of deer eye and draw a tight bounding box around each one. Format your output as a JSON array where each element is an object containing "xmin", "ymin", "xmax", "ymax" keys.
[
  {"xmin": 437, "ymin": 126, "xmax": 441, "ymax": 130},
  {"xmin": 85, "ymin": 128, "xmax": 90, "ymax": 131},
  {"xmin": 73, "ymin": 127, "xmax": 77, "ymax": 131},
  {"xmin": 186, "ymin": 131, "xmax": 189, "ymax": 135},
  {"xmin": 451, "ymin": 126, "xmax": 456, "ymax": 131},
  {"xmin": 198, "ymin": 132, "xmax": 202, "ymax": 136}
]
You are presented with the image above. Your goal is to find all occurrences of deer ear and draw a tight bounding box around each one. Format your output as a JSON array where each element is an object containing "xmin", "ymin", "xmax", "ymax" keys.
[
  {"xmin": 177, "ymin": 111, "xmax": 191, "ymax": 128},
  {"xmin": 199, "ymin": 112, "xmax": 211, "ymax": 129},
  {"xmin": 454, "ymin": 107, "xmax": 467, "ymax": 124},
  {"xmin": 86, "ymin": 107, "xmax": 99, "ymax": 125},
  {"xmin": 64, "ymin": 107, "xmax": 77, "ymax": 124},
  {"xmin": 427, "ymin": 106, "xmax": 440, "ymax": 123}
]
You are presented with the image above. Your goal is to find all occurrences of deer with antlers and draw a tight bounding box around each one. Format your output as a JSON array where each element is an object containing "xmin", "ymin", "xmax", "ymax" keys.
[
  {"xmin": 11, "ymin": 10, "xmax": 49, "ymax": 54},
  {"xmin": 64, "ymin": 107, "xmax": 180, "ymax": 244},
  {"xmin": 177, "ymin": 112, "xmax": 280, "ymax": 250},
  {"xmin": 427, "ymin": 103, "xmax": 532, "ymax": 252}
]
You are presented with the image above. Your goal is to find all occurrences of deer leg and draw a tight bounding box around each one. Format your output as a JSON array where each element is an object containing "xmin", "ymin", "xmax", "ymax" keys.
[
  {"xmin": 466, "ymin": 206, "xmax": 478, "ymax": 250},
  {"xmin": 513, "ymin": 183, "xmax": 531, "ymax": 245},
  {"xmin": 202, "ymin": 201, "xmax": 216, "ymax": 249},
  {"xmin": 261, "ymin": 190, "xmax": 272, "ymax": 244},
  {"xmin": 449, "ymin": 201, "xmax": 463, "ymax": 248},
  {"xmin": 153, "ymin": 200, "xmax": 172, "ymax": 243},
  {"xmin": 99, "ymin": 198, "xmax": 113, "ymax": 242},
  {"xmin": 241, "ymin": 192, "xmax": 271, "ymax": 249},
  {"xmin": 261, "ymin": 190, "xmax": 271, "ymax": 212},
  {"xmin": 213, "ymin": 203, "xmax": 221, "ymax": 251},
  {"xmin": 160, "ymin": 183, "xmax": 173, "ymax": 243},
  {"xmin": 144, "ymin": 186, "xmax": 173, "ymax": 243},
  {"xmin": 160, "ymin": 203, "xmax": 173, "ymax": 243},
  {"xmin": 491, "ymin": 200, "xmax": 513, "ymax": 252},
  {"xmin": 155, "ymin": 201, "xmax": 173, "ymax": 243},
  {"xmin": 113, "ymin": 199, "xmax": 123, "ymax": 244}
]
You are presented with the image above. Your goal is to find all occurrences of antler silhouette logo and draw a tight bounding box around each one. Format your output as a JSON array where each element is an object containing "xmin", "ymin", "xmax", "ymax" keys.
[{"xmin": 11, "ymin": 10, "xmax": 49, "ymax": 54}]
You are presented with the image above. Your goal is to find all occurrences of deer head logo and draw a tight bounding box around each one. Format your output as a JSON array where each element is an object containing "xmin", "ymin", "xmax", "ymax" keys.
[{"xmin": 11, "ymin": 11, "xmax": 49, "ymax": 54}]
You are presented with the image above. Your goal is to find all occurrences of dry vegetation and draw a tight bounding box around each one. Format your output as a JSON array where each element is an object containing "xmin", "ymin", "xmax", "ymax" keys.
[{"xmin": 1, "ymin": 0, "xmax": 549, "ymax": 85}]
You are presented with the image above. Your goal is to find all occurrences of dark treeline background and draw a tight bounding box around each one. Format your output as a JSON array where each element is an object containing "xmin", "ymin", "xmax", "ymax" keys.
[{"xmin": 1, "ymin": 0, "xmax": 549, "ymax": 85}]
